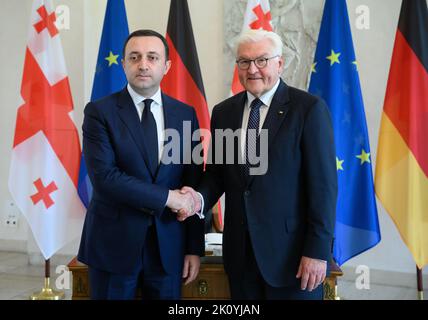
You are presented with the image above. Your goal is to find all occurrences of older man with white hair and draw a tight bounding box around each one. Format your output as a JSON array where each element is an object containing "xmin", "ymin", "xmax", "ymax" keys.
[{"xmin": 182, "ymin": 29, "xmax": 337, "ymax": 299}]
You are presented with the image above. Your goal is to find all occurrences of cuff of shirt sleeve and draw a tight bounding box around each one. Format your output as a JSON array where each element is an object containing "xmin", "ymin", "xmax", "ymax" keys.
[{"xmin": 195, "ymin": 192, "xmax": 205, "ymax": 219}]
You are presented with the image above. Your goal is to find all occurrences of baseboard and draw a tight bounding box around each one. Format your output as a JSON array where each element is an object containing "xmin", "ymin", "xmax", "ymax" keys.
[
  {"xmin": 340, "ymin": 265, "xmax": 428, "ymax": 289},
  {"xmin": 0, "ymin": 239, "xmax": 27, "ymax": 252},
  {"xmin": 0, "ymin": 240, "xmax": 75, "ymax": 266}
]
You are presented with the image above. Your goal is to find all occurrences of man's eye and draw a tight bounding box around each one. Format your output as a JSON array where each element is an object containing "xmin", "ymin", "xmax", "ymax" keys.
[
  {"xmin": 255, "ymin": 58, "xmax": 266, "ymax": 64},
  {"xmin": 148, "ymin": 55, "xmax": 159, "ymax": 61}
]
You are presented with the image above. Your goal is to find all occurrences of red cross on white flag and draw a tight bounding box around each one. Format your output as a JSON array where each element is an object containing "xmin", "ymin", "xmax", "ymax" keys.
[{"xmin": 8, "ymin": 0, "xmax": 85, "ymax": 260}]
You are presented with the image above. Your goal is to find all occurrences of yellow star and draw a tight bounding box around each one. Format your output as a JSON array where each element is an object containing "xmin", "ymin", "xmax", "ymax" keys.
[
  {"xmin": 311, "ymin": 62, "xmax": 317, "ymax": 73},
  {"xmin": 336, "ymin": 157, "xmax": 344, "ymax": 171},
  {"xmin": 326, "ymin": 50, "xmax": 341, "ymax": 66},
  {"xmin": 105, "ymin": 51, "xmax": 119, "ymax": 67},
  {"xmin": 352, "ymin": 60, "xmax": 358, "ymax": 71},
  {"xmin": 356, "ymin": 149, "xmax": 371, "ymax": 165}
]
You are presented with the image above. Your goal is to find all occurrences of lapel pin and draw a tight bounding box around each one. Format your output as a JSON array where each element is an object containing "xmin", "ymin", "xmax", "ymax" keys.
[{"xmin": 278, "ymin": 110, "xmax": 284, "ymax": 115}]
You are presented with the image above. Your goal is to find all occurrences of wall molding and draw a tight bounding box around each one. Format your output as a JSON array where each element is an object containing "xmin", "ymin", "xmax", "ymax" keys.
[{"xmin": 340, "ymin": 265, "xmax": 428, "ymax": 289}]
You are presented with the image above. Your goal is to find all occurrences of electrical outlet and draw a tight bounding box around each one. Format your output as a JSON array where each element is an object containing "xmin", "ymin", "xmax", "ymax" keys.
[
  {"xmin": 5, "ymin": 214, "xmax": 18, "ymax": 227},
  {"xmin": 4, "ymin": 202, "xmax": 19, "ymax": 228}
]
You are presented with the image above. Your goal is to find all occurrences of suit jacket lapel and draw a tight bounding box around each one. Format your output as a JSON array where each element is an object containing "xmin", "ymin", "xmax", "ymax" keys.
[
  {"xmin": 116, "ymin": 88, "xmax": 154, "ymax": 179},
  {"xmin": 246, "ymin": 80, "xmax": 291, "ymax": 187},
  {"xmin": 230, "ymin": 93, "xmax": 247, "ymax": 187},
  {"xmin": 262, "ymin": 80, "xmax": 291, "ymax": 151}
]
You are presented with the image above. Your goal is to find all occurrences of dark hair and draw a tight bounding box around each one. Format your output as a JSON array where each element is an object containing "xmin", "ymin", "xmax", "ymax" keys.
[{"xmin": 122, "ymin": 29, "xmax": 169, "ymax": 60}]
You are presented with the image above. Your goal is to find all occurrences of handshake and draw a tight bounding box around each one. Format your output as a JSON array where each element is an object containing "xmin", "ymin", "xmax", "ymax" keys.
[{"xmin": 166, "ymin": 186, "xmax": 202, "ymax": 222}]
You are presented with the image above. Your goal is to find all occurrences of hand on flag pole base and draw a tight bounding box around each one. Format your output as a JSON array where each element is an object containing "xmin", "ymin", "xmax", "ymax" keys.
[{"xmin": 30, "ymin": 277, "xmax": 64, "ymax": 300}]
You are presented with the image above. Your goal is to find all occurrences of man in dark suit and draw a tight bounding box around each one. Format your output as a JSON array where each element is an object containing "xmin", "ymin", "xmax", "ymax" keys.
[
  {"xmin": 78, "ymin": 30, "xmax": 204, "ymax": 300},
  {"xmin": 181, "ymin": 29, "xmax": 337, "ymax": 299}
]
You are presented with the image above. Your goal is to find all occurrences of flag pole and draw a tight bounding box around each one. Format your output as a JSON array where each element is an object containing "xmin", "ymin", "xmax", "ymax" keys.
[
  {"xmin": 30, "ymin": 259, "xmax": 64, "ymax": 300},
  {"xmin": 417, "ymin": 266, "xmax": 424, "ymax": 300}
]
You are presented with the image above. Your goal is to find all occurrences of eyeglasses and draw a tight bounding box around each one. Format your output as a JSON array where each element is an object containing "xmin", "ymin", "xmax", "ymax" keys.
[{"xmin": 236, "ymin": 56, "xmax": 279, "ymax": 70}]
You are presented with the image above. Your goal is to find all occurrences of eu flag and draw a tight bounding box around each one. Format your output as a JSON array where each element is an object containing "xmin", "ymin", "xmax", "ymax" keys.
[
  {"xmin": 308, "ymin": 0, "xmax": 381, "ymax": 265},
  {"xmin": 78, "ymin": 0, "xmax": 129, "ymax": 207}
]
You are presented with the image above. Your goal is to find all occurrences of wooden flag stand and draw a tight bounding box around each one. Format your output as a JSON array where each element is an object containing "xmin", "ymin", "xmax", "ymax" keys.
[
  {"xmin": 30, "ymin": 259, "xmax": 64, "ymax": 300},
  {"xmin": 417, "ymin": 266, "xmax": 424, "ymax": 300}
]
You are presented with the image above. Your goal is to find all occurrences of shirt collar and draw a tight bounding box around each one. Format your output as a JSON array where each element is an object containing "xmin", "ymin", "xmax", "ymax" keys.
[
  {"xmin": 246, "ymin": 79, "xmax": 280, "ymax": 109},
  {"xmin": 127, "ymin": 84, "xmax": 162, "ymax": 107}
]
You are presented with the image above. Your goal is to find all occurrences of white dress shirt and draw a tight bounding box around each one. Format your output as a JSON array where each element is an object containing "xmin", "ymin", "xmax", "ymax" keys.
[{"xmin": 127, "ymin": 84, "xmax": 165, "ymax": 164}]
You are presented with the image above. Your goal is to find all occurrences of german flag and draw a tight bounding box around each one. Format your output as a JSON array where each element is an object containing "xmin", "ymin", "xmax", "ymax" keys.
[
  {"xmin": 161, "ymin": 0, "xmax": 219, "ymax": 227},
  {"xmin": 375, "ymin": 0, "xmax": 428, "ymax": 269},
  {"xmin": 161, "ymin": 0, "xmax": 210, "ymax": 136}
]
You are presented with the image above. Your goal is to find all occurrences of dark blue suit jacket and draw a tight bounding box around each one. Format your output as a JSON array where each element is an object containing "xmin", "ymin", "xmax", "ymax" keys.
[
  {"xmin": 78, "ymin": 87, "xmax": 204, "ymax": 276},
  {"xmin": 198, "ymin": 80, "xmax": 337, "ymax": 287}
]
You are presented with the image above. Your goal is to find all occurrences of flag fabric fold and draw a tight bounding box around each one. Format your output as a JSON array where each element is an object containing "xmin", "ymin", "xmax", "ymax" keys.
[
  {"xmin": 9, "ymin": 0, "xmax": 85, "ymax": 259},
  {"xmin": 375, "ymin": 0, "xmax": 428, "ymax": 269},
  {"xmin": 161, "ymin": 0, "xmax": 210, "ymax": 134},
  {"xmin": 308, "ymin": 0, "xmax": 381, "ymax": 266},
  {"xmin": 77, "ymin": 0, "xmax": 129, "ymax": 207}
]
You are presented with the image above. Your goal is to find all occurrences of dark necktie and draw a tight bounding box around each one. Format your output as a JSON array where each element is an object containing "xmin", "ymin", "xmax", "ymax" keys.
[
  {"xmin": 245, "ymin": 98, "xmax": 263, "ymax": 176},
  {"xmin": 141, "ymin": 99, "xmax": 158, "ymax": 174}
]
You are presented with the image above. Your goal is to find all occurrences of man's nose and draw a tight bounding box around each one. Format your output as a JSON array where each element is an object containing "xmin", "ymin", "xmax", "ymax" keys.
[
  {"xmin": 247, "ymin": 61, "xmax": 259, "ymax": 73},
  {"xmin": 138, "ymin": 57, "xmax": 149, "ymax": 70}
]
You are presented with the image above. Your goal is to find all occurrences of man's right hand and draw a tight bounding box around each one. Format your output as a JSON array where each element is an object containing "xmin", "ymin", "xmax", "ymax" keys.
[
  {"xmin": 296, "ymin": 256, "xmax": 327, "ymax": 291},
  {"xmin": 177, "ymin": 186, "xmax": 202, "ymax": 221},
  {"xmin": 166, "ymin": 189, "xmax": 195, "ymax": 218}
]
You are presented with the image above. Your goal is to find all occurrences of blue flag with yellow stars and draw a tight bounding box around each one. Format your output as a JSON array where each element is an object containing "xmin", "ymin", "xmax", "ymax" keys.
[
  {"xmin": 308, "ymin": 0, "xmax": 380, "ymax": 265},
  {"xmin": 78, "ymin": 0, "xmax": 129, "ymax": 207}
]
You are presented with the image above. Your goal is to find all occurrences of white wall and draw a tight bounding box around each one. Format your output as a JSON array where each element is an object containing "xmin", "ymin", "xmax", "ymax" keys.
[
  {"xmin": 0, "ymin": 0, "xmax": 427, "ymax": 279},
  {"xmin": 0, "ymin": 0, "xmax": 33, "ymax": 250}
]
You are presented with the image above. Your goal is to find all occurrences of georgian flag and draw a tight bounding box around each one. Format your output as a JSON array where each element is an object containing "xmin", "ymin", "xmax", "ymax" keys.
[{"xmin": 8, "ymin": 0, "xmax": 85, "ymax": 259}]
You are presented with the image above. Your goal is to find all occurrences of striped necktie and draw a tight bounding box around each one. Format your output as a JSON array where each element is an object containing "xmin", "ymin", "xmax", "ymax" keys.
[{"xmin": 245, "ymin": 98, "xmax": 263, "ymax": 176}]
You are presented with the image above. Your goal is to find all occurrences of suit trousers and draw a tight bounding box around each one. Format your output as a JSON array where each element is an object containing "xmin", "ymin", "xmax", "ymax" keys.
[
  {"xmin": 227, "ymin": 230, "xmax": 323, "ymax": 300},
  {"xmin": 88, "ymin": 224, "xmax": 182, "ymax": 300}
]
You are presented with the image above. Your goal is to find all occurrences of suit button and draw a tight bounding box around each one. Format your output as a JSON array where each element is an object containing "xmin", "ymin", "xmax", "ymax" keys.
[{"xmin": 244, "ymin": 190, "xmax": 250, "ymax": 197}]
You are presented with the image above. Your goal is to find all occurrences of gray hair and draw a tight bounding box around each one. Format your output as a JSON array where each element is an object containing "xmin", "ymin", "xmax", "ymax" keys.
[{"xmin": 234, "ymin": 29, "xmax": 283, "ymax": 57}]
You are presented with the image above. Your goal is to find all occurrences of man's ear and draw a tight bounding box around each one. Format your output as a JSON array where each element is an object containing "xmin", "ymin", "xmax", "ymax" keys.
[
  {"xmin": 164, "ymin": 60, "xmax": 172, "ymax": 75},
  {"xmin": 278, "ymin": 56, "xmax": 284, "ymax": 74}
]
